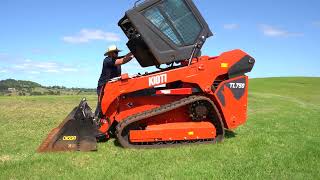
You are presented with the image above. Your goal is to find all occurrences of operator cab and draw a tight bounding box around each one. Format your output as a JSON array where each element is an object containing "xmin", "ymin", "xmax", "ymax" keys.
[{"xmin": 118, "ymin": 0, "xmax": 213, "ymax": 67}]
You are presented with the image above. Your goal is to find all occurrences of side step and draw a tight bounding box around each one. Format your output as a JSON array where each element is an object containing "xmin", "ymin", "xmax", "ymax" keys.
[
  {"xmin": 37, "ymin": 99, "xmax": 99, "ymax": 152},
  {"xmin": 129, "ymin": 122, "xmax": 216, "ymax": 143}
]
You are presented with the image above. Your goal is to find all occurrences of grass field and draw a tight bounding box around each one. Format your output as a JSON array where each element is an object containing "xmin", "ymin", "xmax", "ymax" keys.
[{"xmin": 0, "ymin": 77, "xmax": 319, "ymax": 179}]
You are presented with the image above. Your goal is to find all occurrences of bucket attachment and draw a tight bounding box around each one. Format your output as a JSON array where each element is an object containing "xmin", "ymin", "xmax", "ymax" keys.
[{"xmin": 37, "ymin": 98, "xmax": 99, "ymax": 152}]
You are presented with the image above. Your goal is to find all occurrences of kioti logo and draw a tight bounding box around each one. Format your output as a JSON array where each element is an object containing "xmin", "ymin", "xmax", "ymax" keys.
[{"xmin": 149, "ymin": 74, "xmax": 167, "ymax": 87}]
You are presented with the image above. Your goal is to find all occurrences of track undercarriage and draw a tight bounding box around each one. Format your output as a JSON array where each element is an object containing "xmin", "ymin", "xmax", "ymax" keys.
[{"xmin": 115, "ymin": 95, "xmax": 225, "ymax": 148}]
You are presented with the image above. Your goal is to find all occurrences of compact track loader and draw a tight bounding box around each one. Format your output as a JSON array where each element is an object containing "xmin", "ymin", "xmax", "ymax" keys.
[{"xmin": 38, "ymin": 0, "xmax": 255, "ymax": 152}]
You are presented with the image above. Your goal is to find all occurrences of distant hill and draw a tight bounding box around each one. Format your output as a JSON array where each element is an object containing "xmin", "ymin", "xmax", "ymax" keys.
[
  {"xmin": 0, "ymin": 79, "xmax": 42, "ymax": 91},
  {"xmin": 0, "ymin": 79, "xmax": 95, "ymax": 96}
]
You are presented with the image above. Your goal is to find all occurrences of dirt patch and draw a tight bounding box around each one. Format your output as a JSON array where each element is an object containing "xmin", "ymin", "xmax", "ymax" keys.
[
  {"xmin": 0, "ymin": 155, "xmax": 12, "ymax": 162},
  {"xmin": 250, "ymin": 92, "xmax": 319, "ymax": 109}
]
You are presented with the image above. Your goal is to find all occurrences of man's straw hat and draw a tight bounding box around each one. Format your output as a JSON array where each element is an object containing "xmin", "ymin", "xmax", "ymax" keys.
[{"xmin": 104, "ymin": 45, "xmax": 122, "ymax": 56}]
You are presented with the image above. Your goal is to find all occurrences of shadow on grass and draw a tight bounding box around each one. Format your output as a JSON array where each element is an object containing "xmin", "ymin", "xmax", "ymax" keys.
[
  {"xmin": 113, "ymin": 139, "xmax": 122, "ymax": 147},
  {"xmin": 225, "ymin": 130, "xmax": 237, "ymax": 139},
  {"xmin": 97, "ymin": 136, "xmax": 123, "ymax": 147}
]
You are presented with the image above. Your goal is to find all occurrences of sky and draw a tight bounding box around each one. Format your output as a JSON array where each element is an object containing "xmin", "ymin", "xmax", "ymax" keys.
[{"xmin": 0, "ymin": 0, "xmax": 319, "ymax": 88}]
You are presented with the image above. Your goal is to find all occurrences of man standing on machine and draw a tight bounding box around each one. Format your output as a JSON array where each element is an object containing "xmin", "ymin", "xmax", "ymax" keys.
[{"xmin": 95, "ymin": 45, "xmax": 134, "ymax": 117}]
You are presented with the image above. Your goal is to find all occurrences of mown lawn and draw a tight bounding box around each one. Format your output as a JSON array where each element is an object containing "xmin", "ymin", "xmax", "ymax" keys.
[{"xmin": 0, "ymin": 77, "xmax": 319, "ymax": 179}]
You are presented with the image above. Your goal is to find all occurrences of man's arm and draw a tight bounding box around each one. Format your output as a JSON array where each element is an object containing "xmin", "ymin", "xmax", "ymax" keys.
[{"xmin": 115, "ymin": 52, "xmax": 134, "ymax": 66}]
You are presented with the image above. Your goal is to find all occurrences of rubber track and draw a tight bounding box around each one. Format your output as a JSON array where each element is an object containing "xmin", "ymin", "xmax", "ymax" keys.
[{"xmin": 115, "ymin": 95, "xmax": 225, "ymax": 148}]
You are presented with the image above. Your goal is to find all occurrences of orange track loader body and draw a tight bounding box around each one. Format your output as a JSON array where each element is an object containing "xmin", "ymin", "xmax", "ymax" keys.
[
  {"xmin": 97, "ymin": 49, "xmax": 254, "ymax": 146},
  {"xmin": 37, "ymin": 0, "xmax": 255, "ymax": 152}
]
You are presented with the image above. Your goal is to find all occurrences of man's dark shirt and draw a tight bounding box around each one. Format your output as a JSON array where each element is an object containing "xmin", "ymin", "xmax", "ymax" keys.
[{"xmin": 98, "ymin": 57, "xmax": 122, "ymax": 87}]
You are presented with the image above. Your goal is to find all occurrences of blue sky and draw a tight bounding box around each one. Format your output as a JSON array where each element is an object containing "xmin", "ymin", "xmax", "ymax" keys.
[{"xmin": 0, "ymin": 0, "xmax": 319, "ymax": 88}]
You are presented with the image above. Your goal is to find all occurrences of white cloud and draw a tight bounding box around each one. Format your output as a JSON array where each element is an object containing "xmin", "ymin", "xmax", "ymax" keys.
[
  {"xmin": 27, "ymin": 71, "xmax": 40, "ymax": 74},
  {"xmin": 312, "ymin": 21, "xmax": 320, "ymax": 27},
  {"xmin": 27, "ymin": 76, "xmax": 35, "ymax": 80},
  {"xmin": 0, "ymin": 69, "xmax": 8, "ymax": 73},
  {"xmin": 14, "ymin": 65, "xmax": 27, "ymax": 69},
  {"xmin": 44, "ymin": 69, "xmax": 59, "ymax": 73},
  {"xmin": 34, "ymin": 62, "xmax": 58, "ymax": 69},
  {"xmin": 0, "ymin": 52, "xmax": 9, "ymax": 61},
  {"xmin": 12, "ymin": 59, "xmax": 79, "ymax": 74},
  {"xmin": 61, "ymin": 68, "xmax": 78, "ymax": 72},
  {"xmin": 223, "ymin": 23, "xmax": 239, "ymax": 30},
  {"xmin": 63, "ymin": 29, "xmax": 121, "ymax": 44},
  {"xmin": 259, "ymin": 24, "xmax": 303, "ymax": 37}
]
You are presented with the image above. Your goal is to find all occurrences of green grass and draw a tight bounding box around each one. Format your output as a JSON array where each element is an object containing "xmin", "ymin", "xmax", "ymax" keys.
[{"xmin": 0, "ymin": 77, "xmax": 319, "ymax": 179}]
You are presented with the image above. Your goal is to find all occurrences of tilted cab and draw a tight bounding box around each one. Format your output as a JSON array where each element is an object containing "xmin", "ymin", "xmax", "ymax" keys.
[{"xmin": 118, "ymin": 0, "xmax": 213, "ymax": 67}]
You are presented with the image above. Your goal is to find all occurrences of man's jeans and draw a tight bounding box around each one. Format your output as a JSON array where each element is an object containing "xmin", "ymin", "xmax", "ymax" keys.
[{"xmin": 94, "ymin": 86, "xmax": 103, "ymax": 117}]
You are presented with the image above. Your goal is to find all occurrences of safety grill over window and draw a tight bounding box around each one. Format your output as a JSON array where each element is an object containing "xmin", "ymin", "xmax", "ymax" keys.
[{"xmin": 143, "ymin": 0, "xmax": 202, "ymax": 46}]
